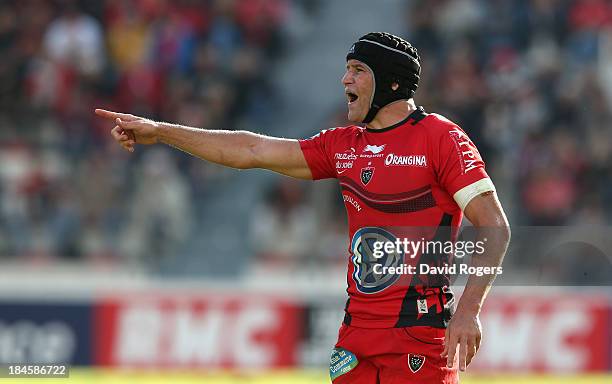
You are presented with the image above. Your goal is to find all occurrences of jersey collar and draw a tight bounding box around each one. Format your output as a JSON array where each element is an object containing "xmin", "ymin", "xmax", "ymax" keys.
[{"xmin": 365, "ymin": 106, "xmax": 427, "ymax": 133}]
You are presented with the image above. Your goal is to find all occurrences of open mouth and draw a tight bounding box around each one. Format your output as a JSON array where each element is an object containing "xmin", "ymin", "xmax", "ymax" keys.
[{"xmin": 346, "ymin": 92, "xmax": 358, "ymax": 104}]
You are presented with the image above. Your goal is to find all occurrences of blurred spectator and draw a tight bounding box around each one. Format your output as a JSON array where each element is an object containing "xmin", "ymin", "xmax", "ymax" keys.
[
  {"xmin": 235, "ymin": 0, "xmax": 288, "ymax": 58},
  {"xmin": 0, "ymin": 144, "xmax": 36, "ymax": 256},
  {"xmin": 43, "ymin": 1, "xmax": 105, "ymax": 76},
  {"xmin": 105, "ymin": 1, "xmax": 150, "ymax": 71},
  {"xmin": 120, "ymin": 148, "xmax": 193, "ymax": 268},
  {"xmin": 249, "ymin": 179, "xmax": 317, "ymax": 270}
]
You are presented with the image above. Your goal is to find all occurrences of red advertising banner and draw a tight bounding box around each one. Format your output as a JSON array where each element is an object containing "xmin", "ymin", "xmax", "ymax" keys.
[
  {"xmin": 91, "ymin": 290, "xmax": 611, "ymax": 372},
  {"xmin": 93, "ymin": 293, "xmax": 302, "ymax": 368},
  {"xmin": 472, "ymin": 292, "xmax": 610, "ymax": 373}
]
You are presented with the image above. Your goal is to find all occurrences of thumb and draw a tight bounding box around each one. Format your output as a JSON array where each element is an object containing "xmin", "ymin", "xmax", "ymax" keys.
[
  {"xmin": 115, "ymin": 117, "xmax": 138, "ymax": 130},
  {"xmin": 115, "ymin": 118, "xmax": 136, "ymax": 141}
]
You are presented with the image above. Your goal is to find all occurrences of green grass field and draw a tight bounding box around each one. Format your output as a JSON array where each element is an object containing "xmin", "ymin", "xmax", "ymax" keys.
[{"xmin": 0, "ymin": 370, "xmax": 611, "ymax": 383}]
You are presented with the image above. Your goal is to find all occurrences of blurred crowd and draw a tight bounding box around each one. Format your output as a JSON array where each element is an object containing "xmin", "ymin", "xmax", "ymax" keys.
[
  {"xmin": 0, "ymin": 0, "xmax": 291, "ymax": 264},
  {"xmin": 0, "ymin": 0, "xmax": 610, "ymax": 279}
]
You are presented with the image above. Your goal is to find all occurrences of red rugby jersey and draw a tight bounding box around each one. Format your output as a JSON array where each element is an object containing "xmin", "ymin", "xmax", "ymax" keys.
[{"xmin": 299, "ymin": 107, "xmax": 495, "ymax": 328}]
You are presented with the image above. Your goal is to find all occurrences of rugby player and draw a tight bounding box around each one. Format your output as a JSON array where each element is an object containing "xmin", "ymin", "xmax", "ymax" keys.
[{"xmin": 95, "ymin": 32, "xmax": 510, "ymax": 384}]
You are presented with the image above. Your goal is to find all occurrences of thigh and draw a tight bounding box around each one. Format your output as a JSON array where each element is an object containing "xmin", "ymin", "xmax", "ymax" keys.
[
  {"xmin": 331, "ymin": 325, "xmax": 380, "ymax": 384},
  {"xmin": 376, "ymin": 327, "xmax": 458, "ymax": 384},
  {"xmin": 330, "ymin": 347, "xmax": 379, "ymax": 384}
]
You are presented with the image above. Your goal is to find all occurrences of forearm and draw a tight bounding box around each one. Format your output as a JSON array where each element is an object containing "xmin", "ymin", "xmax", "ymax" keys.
[
  {"xmin": 455, "ymin": 225, "xmax": 510, "ymax": 315},
  {"xmin": 97, "ymin": 108, "xmax": 310, "ymax": 178},
  {"xmin": 156, "ymin": 123, "xmax": 263, "ymax": 169}
]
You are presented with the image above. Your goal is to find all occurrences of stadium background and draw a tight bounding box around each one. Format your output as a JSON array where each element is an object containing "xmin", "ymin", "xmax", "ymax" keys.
[{"xmin": 0, "ymin": 0, "xmax": 610, "ymax": 382}]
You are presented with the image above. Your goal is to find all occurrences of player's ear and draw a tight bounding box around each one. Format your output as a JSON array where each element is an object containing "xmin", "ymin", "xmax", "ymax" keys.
[{"xmin": 391, "ymin": 82, "xmax": 399, "ymax": 91}]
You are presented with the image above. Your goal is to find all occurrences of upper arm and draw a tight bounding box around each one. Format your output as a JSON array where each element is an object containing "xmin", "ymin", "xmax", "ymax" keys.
[
  {"xmin": 463, "ymin": 192, "xmax": 511, "ymax": 257},
  {"xmin": 464, "ymin": 191, "xmax": 510, "ymax": 234},
  {"xmin": 252, "ymin": 128, "xmax": 339, "ymax": 180},
  {"xmin": 252, "ymin": 136, "xmax": 313, "ymax": 179}
]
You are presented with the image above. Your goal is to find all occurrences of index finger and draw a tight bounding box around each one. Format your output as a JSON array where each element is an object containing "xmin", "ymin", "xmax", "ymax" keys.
[{"xmin": 95, "ymin": 109, "xmax": 136, "ymax": 121}]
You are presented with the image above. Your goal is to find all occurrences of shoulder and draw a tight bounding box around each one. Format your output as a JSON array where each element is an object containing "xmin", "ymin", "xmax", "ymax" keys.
[
  {"xmin": 417, "ymin": 112, "xmax": 464, "ymax": 136},
  {"xmin": 321, "ymin": 124, "xmax": 364, "ymax": 135},
  {"xmin": 308, "ymin": 125, "xmax": 364, "ymax": 140}
]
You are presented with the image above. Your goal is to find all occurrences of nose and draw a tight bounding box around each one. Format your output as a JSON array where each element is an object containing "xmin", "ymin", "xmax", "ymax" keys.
[{"xmin": 342, "ymin": 70, "xmax": 353, "ymax": 85}]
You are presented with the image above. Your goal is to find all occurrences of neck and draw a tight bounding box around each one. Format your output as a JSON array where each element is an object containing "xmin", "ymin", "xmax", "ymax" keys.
[{"xmin": 366, "ymin": 99, "xmax": 417, "ymax": 129}]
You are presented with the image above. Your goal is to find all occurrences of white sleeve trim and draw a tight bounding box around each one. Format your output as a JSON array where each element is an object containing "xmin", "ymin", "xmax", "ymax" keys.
[{"xmin": 453, "ymin": 178, "xmax": 496, "ymax": 211}]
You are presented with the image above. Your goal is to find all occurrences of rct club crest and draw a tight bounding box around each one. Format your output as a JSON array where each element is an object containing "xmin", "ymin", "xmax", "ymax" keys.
[
  {"xmin": 408, "ymin": 354, "xmax": 425, "ymax": 373},
  {"xmin": 361, "ymin": 166, "xmax": 374, "ymax": 185}
]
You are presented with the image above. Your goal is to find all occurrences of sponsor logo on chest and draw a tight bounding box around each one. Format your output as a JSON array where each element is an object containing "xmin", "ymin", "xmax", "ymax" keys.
[
  {"xmin": 343, "ymin": 194, "xmax": 362, "ymax": 211},
  {"xmin": 334, "ymin": 148, "xmax": 357, "ymax": 174},
  {"xmin": 359, "ymin": 144, "xmax": 386, "ymax": 159},
  {"xmin": 334, "ymin": 149, "xmax": 357, "ymax": 160},
  {"xmin": 384, "ymin": 153, "xmax": 427, "ymax": 167}
]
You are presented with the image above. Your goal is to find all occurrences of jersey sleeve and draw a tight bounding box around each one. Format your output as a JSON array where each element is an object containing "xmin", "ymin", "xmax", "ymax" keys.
[
  {"xmin": 298, "ymin": 129, "xmax": 338, "ymax": 180},
  {"xmin": 432, "ymin": 124, "xmax": 495, "ymax": 210}
]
